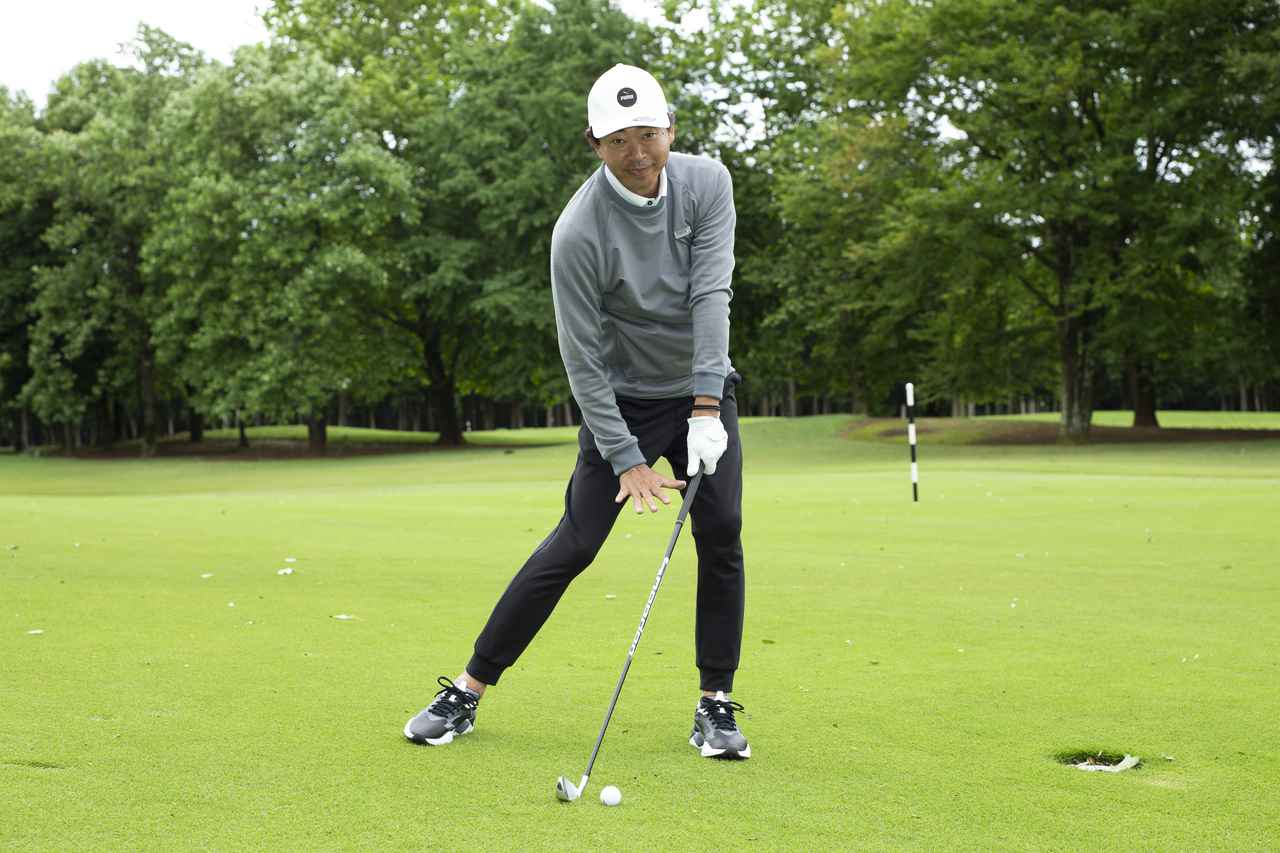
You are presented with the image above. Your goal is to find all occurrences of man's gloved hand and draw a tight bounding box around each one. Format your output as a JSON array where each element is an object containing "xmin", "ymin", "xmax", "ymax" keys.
[{"xmin": 686, "ymin": 416, "xmax": 728, "ymax": 476}]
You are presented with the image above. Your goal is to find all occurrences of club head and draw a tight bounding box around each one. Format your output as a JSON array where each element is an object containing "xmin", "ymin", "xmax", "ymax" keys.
[{"xmin": 554, "ymin": 776, "xmax": 580, "ymax": 802}]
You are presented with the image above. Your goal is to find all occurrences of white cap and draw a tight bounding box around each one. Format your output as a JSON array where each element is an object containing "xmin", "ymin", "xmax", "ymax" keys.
[{"xmin": 587, "ymin": 64, "xmax": 670, "ymax": 139}]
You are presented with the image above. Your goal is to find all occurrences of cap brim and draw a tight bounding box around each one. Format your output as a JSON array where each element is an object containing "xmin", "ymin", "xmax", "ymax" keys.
[{"xmin": 591, "ymin": 114, "xmax": 670, "ymax": 139}]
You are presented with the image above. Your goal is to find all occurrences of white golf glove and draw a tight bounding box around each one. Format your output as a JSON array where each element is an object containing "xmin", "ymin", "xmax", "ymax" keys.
[{"xmin": 686, "ymin": 416, "xmax": 728, "ymax": 477}]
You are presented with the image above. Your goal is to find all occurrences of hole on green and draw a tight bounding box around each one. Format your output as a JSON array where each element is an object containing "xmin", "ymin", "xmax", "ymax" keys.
[{"xmin": 1054, "ymin": 749, "xmax": 1141, "ymax": 771}]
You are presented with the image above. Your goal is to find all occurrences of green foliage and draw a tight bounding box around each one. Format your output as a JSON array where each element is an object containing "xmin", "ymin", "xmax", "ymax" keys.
[
  {"xmin": 4, "ymin": 1, "xmax": 1279, "ymax": 450},
  {"xmin": 24, "ymin": 28, "xmax": 208, "ymax": 452},
  {"xmin": 148, "ymin": 44, "xmax": 419, "ymax": 425},
  {"xmin": 794, "ymin": 0, "xmax": 1268, "ymax": 432},
  {"xmin": 0, "ymin": 91, "xmax": 52, "ymax": 429}
]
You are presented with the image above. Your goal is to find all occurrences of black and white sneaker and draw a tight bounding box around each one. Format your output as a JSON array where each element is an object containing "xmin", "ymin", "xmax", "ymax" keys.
[
  {"xmin": 404, "ymin": 676, "xmax": 479, "ymax": 745},
  {"xmin": 690, "ymin": 692, "xmax": 751, "ymax": 759}
]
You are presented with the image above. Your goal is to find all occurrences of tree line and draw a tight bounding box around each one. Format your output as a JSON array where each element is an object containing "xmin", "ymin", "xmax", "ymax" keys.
[{"xmin": 2, "ymin": 0, "xmax": 1277, "ymax": 455}]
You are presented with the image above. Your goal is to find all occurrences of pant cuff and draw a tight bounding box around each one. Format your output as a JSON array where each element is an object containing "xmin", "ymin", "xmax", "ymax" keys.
[
  {"xmin": 698, "ymin": 666, "xmax": 735, "ymax": 693},
  {"xmin": 466, "ymin": 653, "xmax": 505, "ymax": 686}
]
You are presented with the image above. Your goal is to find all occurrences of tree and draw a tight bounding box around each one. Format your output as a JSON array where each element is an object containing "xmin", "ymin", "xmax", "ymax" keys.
[
  {"xmin": 265, "ymin": 0, "xmax": 661, "ymax": 443},
  {"xmin": 148, "ymin": 44, "xmax": 418, "ymax": 451},
  {"xmin": 818, "ymin": 0, "xmax": 1263, "ymax": 438},
  {"xmin": 0, "ymin": 89, "xmax": 54, "ymax": 450},
  {"xmin": 26, "ymin": 30, "xmax": 205, "ymax": 455}
]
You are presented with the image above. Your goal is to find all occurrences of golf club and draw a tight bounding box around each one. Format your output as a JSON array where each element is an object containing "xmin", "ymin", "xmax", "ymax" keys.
[{"xmin": 555, "ymin": 464, "xmax": 706, "ymax": 802}]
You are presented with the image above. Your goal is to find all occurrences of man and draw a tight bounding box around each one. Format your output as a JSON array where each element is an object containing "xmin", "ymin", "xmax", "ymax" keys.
[{"xmin": 405, "ymin": 64, "xmax": 749, "ymax": 759}]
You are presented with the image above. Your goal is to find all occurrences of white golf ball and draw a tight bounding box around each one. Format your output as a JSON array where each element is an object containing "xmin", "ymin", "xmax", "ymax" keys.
[{"xmin": 600, "ymin": 785, "xmax": 622, "ymax": 806}]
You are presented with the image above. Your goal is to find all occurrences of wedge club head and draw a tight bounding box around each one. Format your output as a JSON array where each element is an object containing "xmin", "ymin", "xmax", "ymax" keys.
[{"xmin": 554, "ymin": 775, "xmax": 582, "ymax": 802}]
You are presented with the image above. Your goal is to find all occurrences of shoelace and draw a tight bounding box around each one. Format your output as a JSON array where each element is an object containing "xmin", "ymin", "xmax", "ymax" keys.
[
  {"xmin": 701, "ymin": 697, "xmax": 745, "ymax": 732},
  {"xmin": 427, "ymin": 675, "xmax": 478, "ymax": 715}
]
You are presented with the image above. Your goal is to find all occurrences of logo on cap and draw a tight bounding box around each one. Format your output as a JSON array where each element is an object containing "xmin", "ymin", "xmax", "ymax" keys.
[{"xmin": 617, "ymin": 87, "xmax": 637, "ymax": 107}]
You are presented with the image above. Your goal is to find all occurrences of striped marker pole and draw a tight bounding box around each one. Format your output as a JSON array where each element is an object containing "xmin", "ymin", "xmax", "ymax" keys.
[{"xmin": 906, "ymin": 382, "xmax": 919, "ymax": 502}]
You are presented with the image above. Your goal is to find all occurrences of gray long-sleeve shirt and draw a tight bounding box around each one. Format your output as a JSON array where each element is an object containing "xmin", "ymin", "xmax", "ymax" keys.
[{"xmin": 550, "ymin": 151, "xmax": 736, "ymax": 475}]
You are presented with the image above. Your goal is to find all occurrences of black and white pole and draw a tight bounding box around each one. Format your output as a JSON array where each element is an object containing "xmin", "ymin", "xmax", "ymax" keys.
[{"xmin": 906, "ymin": 382, "xmax": 919, "ymax": 502}]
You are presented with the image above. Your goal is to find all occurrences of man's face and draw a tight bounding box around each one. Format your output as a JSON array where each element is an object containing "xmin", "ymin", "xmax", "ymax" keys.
[{"xmin": 591, "ymin": 122, "xmax": 677, "ymax": 198}]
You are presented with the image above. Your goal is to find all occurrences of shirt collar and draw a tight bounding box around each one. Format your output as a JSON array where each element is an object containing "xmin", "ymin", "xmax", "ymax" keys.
[{"xmin": 603, "ymin": 165, "xmax": 667, "ymax": 208}]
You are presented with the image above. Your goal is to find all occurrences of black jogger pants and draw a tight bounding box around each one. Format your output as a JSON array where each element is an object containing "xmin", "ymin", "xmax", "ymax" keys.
[{"xmin": 467, "ymin": 372, "xmax": 744, "ymax": 692}]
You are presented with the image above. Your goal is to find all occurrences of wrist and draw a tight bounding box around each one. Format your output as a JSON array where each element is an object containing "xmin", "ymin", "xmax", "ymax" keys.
[{"xmin": 692, "ymin": 395, "xmax": 721, "ymax": 417}]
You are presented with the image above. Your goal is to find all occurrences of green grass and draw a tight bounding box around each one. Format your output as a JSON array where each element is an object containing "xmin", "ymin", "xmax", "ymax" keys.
[
  {"xmin": 988, "ymin": 409, "xmax": 1280, "ymax": 430},
  {"xmin": 197, "ymin": 424, "xmax": 583, "ymax": 447},
  {"xmin": 3, "ymin": 416, "xmax": 1279, "ymax": 850}
]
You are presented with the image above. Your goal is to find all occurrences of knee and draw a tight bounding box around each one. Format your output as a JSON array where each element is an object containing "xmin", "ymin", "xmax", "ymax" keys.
[
  {"xmin": 692, "ymin": 510, "xmax": 742, "ymax": 547},
  {"xmin": 557, "ymin": 534, "xmax": 603, "ymax": 574},
  {"xmin": 525, "ymin": 530, "xmax": 602, "ymax": 581}
]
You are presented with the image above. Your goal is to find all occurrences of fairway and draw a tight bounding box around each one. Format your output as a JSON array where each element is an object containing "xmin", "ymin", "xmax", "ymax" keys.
[{"xmin": 3, "ymin": 416, "xmax": 1279, "ymax": 850}]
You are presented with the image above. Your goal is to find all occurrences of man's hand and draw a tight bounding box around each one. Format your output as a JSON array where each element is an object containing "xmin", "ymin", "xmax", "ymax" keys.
[
  {"xmin": 686, "ymin": 416, "xmax": 728, "ymax": 476},
  {"xmin": 616, "ymin": 464, "xmax": 687, "ymax": 514}
]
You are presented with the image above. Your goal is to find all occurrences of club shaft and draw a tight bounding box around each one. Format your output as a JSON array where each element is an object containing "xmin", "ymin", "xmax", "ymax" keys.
[{"xmin": 581, "ymin": 470, "xmax": 704, "ymax": 784}]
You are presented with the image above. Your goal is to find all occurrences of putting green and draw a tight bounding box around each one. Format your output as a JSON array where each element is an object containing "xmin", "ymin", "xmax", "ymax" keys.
[{"xmin": 2, "ymin": 416, "xmax": 1278, "ymax": 850}]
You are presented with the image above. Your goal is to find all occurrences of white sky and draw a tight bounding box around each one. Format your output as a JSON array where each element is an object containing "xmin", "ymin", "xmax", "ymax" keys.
[
  {"xmin": 1, "ymin": 1, "xmax": 271, "ymax": 107},
  {"xmin": 0, "ymin": 0, "xmax": 677, "ymax": 110}
]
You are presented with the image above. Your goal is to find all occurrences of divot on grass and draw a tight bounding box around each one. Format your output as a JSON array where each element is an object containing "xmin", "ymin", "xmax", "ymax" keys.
[{"xmin": 1055, "ymin": 750, "xmax": 1141, "ymax": 773}]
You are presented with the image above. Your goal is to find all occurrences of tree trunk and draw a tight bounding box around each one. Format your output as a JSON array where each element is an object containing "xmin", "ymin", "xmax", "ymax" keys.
[
  {"xmin": 338, "ymin": 392, "xmax": 350, "ymax": 427},
  {"xmin": 1057, "ymin": 313, "xmax": 1093, "ymax": 442},
  {"xmin": 511, "ymin": 402, "xmax": 524, "ymax": 429},
  {"xmin": 237, "ymin": 414, "xmax": 249, "ymax": 448},
  {"xmin": 1239, "ymin": 378, "xmax": 1248, "ymax": 411},
  {"xmin": 426, "ymin": 343, "xmax": 464, "ymax": 445},
  {"xmin": 1129, "ymin": 358, "xmax": 1159, "ymax": 428},
  {"xmin": 190, "ymin": 410, "xmax": 204, "ymax": 443},
  {"xmin": 18, "ymin": 407, "xmax": 29, "ymax": 451},
  {"xmin": 786, "ymin": 379, "xmax": 797, "ymax": 417},
  {"xmin": 94, "ymin": 397, "xmax": 115, "ymax": 450},
  {"xmin": 138, "ymin": 348, "xmax": 159, "ymax": 457},
  {"xmin": 307, "ymin": 415, "xmax": 327, "ymax": 452}
]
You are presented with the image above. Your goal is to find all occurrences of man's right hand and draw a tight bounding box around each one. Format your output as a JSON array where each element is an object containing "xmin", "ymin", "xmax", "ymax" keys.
[{"xmin": 615, "ymin": 464, "xmax": 687, "ymax": 514}]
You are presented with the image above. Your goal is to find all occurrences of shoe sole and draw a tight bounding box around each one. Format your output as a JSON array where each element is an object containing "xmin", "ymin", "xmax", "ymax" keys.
[
  {"xmin": 404, "ymin": 719, "xmax": 474, "ymax": 746},
  {"xmin": 689, "ymin": 733, "xmax": 751, "ymax": 760}
]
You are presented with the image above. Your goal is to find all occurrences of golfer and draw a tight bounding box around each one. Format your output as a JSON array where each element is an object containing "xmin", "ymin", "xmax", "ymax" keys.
[{"xmin": 406, "ymin": 64, "xmax": 749, "ymax": 759}]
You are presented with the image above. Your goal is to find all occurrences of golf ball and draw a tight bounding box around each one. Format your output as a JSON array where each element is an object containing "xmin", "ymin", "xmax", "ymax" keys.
[{"xmin": 600, "ymin": 785, "xmax": 622, "ymax": 806}]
